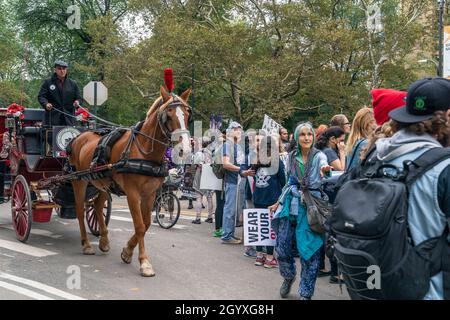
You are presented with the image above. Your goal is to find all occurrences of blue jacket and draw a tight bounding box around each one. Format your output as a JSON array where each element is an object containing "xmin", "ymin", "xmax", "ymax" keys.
[{"xmin": 273, "ymin": 148, "xmax": 329, "ymax": 260}]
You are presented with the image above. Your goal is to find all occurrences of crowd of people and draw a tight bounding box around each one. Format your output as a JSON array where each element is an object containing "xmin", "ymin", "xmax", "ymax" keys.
[{"xmin": 166, "ymin": 77, "xmax": 450, "ymax": 300}]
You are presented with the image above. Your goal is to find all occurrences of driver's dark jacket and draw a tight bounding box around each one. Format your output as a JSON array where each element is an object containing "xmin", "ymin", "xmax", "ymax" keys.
[{"xmin": 38, "ymin": 73, "xmax": 82, "ymax": 126}]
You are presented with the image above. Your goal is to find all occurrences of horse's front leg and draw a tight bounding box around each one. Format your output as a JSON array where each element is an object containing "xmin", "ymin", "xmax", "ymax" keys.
[
  {"xmin": 121, "ymin": 189, "xmax": 154, "ymax": 277},
  {"xmin": 72, "ymin": 180, "xmax": 94, "ymax": 255}
]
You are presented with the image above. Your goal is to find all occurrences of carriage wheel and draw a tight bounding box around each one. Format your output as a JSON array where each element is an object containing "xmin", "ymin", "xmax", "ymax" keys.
[
  {"xmin": 85, "ymin": 197, "xmax": 112, "ymax": 237},
  {"xmin": 11, "ymin": 175, "xmax": 32, "ymax": 242}
]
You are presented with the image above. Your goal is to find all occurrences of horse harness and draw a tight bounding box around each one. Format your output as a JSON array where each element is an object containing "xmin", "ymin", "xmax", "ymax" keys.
[{"xmin": 66, "ymin": 97, "xmax": 191, "ymax": 194}]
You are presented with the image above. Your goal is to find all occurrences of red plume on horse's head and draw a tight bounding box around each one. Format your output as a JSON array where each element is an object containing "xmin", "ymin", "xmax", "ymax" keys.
[{"xmin": 164, "ymin": 68, "xmax": 174, "ymax": 93}]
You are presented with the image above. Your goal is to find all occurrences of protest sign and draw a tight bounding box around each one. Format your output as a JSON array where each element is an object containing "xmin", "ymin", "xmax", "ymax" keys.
[
  {"xmin": 262, "ymin": 114, "xmax": 282, "ymax": 135},
  {"xmin": 243, "ymin": 208, "xmax": 276, "ymax": 246}
]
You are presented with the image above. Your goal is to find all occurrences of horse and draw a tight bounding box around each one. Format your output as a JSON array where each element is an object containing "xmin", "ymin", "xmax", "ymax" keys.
[{"xmin": 68, "ymin": 86, "xmax": 192, "ymax": 277}]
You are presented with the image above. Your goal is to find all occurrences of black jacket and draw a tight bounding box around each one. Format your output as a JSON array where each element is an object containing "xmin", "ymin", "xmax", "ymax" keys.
[{"xmin": 38, "ymin": 73, "xmax": 82, "ymax": 126}]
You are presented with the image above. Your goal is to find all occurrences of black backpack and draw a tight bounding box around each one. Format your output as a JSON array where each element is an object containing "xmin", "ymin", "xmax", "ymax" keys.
[{"xmin": 329, "ymin": 147, "xmax": 450, "ymax": 300}]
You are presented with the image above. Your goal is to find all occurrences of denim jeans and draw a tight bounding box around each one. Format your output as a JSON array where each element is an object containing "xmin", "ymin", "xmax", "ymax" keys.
[{"xmin": 221, "ymin": 182, "xmax": 238, "ymax": 241}]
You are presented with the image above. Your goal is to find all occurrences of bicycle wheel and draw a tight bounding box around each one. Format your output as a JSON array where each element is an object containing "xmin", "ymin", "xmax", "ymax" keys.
[{"xmin": 155, "ymin": 192, "xmax": 180, "ymax": 229}]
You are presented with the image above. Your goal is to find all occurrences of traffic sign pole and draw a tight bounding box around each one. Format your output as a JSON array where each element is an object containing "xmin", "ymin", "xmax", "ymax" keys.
[{"xmin": 94, "ymin": 81, "xmax": 98, "ymax": 116}]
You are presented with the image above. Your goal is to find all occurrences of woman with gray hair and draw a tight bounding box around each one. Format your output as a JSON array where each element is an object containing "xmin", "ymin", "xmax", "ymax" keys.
[{"xmin": 269, "ymin": 122, "xmax": 332, "ymax": 300}]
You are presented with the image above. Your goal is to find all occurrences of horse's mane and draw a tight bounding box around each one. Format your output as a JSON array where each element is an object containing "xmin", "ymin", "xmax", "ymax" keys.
[{"xmin": 146, "ymin": 97, "xmax": 163, "ymax": 119}]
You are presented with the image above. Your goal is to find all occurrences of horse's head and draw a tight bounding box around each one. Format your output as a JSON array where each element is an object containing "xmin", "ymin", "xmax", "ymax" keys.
[{"xmin": 151, "ymin": 86, "xmax": 192, "ymax": 154}]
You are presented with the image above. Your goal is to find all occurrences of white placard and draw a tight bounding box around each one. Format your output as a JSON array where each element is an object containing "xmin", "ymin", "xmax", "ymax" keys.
[
  {"xmin": 199, "ymin": 164, "xmax": 223, "ymax": 191},
  {"xmin": 262, "ymin": 114, "xmax": 282, "ymax": 135},
  {"xmin": 243, "ymin": 208, "xmax": 276, "ymax": 246}
]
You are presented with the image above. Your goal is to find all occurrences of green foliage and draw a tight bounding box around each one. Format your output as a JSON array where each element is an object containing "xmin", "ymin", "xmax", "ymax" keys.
[
  {"xmin": 0, "ymin": 81, "xmax": 31, "ymax": 107},
  {"xmin": 0, "ymin": 0, "xmax": 438, "ymax": 130}
]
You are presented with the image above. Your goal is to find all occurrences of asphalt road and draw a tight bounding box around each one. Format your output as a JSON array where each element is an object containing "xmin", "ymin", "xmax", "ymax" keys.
[{"xmin": 0, "ymin": 195, "xmax": 349, "ymax": 300}]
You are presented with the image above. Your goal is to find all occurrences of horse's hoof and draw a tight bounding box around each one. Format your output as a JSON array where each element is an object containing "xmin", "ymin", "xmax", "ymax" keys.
[
  {"xmin": 83, "ymin": 246, "xmax": 95, "ymax": 255},
  {"xmin": 121, "ymin": 247, "xmax": 133, "ymax": 264},
  {"xmin": 140, "ymin": 260, "xmax": 155, "ymax": 277},
  {"xmin": 99, "ymin": 239, "xmax": 110, "ymax": 253}
]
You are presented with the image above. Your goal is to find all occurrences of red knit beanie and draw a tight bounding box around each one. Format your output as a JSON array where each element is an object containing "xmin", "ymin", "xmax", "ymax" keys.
[{"xmin": 371, "ymin": 89, "xmax": 407, "ymax": 125}]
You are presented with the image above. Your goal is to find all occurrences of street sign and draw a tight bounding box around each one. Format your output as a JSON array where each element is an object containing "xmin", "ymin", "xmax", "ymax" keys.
[{"xmin": 83, "ymin": 81, "xmax": 108, "ymax": 106}]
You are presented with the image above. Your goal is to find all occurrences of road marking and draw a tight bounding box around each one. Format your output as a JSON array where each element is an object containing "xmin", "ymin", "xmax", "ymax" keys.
[
  {"xmin": 0, "ymin": 239, "xmax": 57, "ymax": 257},
  {"xmin": 111, "ymin": 215, "xmax": 189, "ymax": 228},
  {"xmin": 0, "ymin": 225, "xmax": 63, "ymax": 239},
  {"xmin": 112, "ymin": 212, "xmax": 197, "ymax": 221},
  {"xmin": 0, "ymin": 280, "xmax": 54, "ymax": 300},
  {"xmin": 0, "ymin": 253, "xmax": 15, "ymax": 258},
  {"xmin": 111, "ymin": 216, "xmax": 132, "ymax": 222},
  {"xmin": 172, "ymin": 225, "xmax": 187, "ymax": 230},
  {"xmin": 0, "ymin": 272, "xmax": 86, "ymax": 300}
]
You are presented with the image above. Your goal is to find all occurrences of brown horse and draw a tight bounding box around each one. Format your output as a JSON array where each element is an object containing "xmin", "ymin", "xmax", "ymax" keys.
[{"xmin": 68, "ymin": 86, "xmax": 191, "ymax": 277}]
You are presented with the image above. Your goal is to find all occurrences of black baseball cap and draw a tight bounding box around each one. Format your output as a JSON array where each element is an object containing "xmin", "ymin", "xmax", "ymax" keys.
[
  {"xmin": 389, "ymin": 77, "xmax": 450, "ymax": 123},
  {"xmin": 54, "ymin": 60, "xmax": 68, "ymax": 68}
]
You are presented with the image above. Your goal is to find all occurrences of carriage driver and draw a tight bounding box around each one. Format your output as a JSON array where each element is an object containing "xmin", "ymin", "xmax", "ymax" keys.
[{"xmin": 38, "ymin": 60, "xmax": 82, "ymax": 127}]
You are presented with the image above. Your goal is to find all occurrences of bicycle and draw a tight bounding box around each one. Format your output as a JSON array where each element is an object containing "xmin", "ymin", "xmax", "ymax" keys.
[{"xmin": 153, "ymin": 168, "xmax": 182, "ymax": 229}]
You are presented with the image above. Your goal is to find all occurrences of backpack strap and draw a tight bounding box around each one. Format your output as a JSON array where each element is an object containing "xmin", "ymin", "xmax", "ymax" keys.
[
  {"xmin": 346, "ymin": 138, "xmax": 366, "ymax": 172},
  {"xmin": 405, "ymin": 147, "xmax": 450, "ymax": 188}
]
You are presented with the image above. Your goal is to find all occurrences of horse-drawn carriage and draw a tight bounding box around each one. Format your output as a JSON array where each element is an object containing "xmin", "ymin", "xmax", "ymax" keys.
[
  {"xmin": 0, "ymin": 106, "xmax": 111, "ymax": 243},
  {"xmin": 1, "ymin": 70, "xmax": 192, "ymax": 277}
]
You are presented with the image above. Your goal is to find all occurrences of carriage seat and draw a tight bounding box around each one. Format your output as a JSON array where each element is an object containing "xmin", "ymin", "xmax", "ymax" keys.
[
  {"xmin": 22, "ymin": 109, "xmax": 45, "ymax": 122},
  {"xmin": 21, "ymin": 127, "xmax": 42, "ymax": 155}
]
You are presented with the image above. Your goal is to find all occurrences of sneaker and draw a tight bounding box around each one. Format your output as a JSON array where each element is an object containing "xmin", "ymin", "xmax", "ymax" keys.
[
  {"xmin": 191, "ymin": 218, "xmax": 201, "ymax": 224},
  {"xmin": 280, "ymin": 278, "xmax": 295, "ymax": 298},
  {"xmin": 329, "ymin": 275, "xmax": 344, "ymax": 284},
  {"xmin": 212, "ymin": 228, "xmax": 223, "ymax": 237},
  {"xmin": 243, "ymin": 247, "xmax": 257, "ymax": 258},
  {"xmin": 204, "ymin": 217, "xmax": 213, "ymax": 223},
  {"xmin": 318, "ymin": 269, "xmax": 332, "ymax": 277},
  {"xmin": 221, "ymin": 238, "xmax": 241, "ymax": 244},
  {"xmin": 231, "ymin": 236, "xmax": 242, "ymax": 242},
  {"xmin": 254, "ymin": 255, "xmax": 265, "ymax": 266},
  {"xmin": 264, "ymin": 258, "xmax": 279, "ymax": 269}
]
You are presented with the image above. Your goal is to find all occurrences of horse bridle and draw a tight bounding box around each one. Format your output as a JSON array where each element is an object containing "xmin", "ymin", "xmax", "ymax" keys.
[
  {"xmin": 157, "ymin": 94, "xmax": 193, "ymax": 140},
  {"xmin": 131, "ymin": 94, "xmax": 192, "ymax": 157}
]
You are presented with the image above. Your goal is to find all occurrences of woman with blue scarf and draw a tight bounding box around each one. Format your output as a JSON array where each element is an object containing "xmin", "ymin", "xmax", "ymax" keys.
[{"xmin": 269, "ymin": 122, "xmax": 332, "ymax": 300}]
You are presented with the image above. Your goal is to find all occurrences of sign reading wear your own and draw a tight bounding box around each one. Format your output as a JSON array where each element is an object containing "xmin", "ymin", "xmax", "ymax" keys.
[{"xmin": 243, "ymin": 209, "xmax": 276, "ymax": 246}]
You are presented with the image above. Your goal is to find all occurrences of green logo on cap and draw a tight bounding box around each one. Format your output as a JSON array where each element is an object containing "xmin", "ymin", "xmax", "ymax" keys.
[{"xmin": 414, "ymin": 97, "xmax": 426, "ymax": 110}]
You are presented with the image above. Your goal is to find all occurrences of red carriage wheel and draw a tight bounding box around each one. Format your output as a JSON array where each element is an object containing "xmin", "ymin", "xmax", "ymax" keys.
[
  {"xmin": 85, "ymin": 197, "xmax": 112, "ymax": 237},
  {"xmin": 11, "ymin": 175, "xmax": 32, "ymax": 242}
]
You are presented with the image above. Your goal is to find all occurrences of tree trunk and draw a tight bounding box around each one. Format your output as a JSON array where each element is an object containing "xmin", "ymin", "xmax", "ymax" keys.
[{"xmin": 230, "ymin": 80, "xmax": 242, "ymax": 124}]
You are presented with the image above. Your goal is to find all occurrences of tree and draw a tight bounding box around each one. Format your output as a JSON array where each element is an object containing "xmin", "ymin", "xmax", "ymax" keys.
[{"xmin": 121, "ymin": 0, "xmax": 433, "ymax": 128}]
